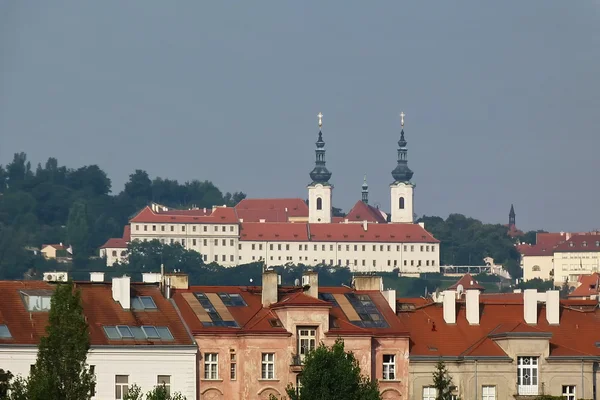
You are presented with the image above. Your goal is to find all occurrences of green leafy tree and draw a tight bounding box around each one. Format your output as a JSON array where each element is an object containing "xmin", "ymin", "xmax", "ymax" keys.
[
  {"xmin": 123, "ymin": 383, "xmax": 187, "ymax": 400},
  {"xmin": 0, "ymin": 369, "xmax": 12, "ymax": 398},
  {"xmin": 432, "ymin": 360, "xmax": 457, "ymax": 400},
  {"xmin": 67, "ymin": 200, "xmax": 90, "ymax": 256},
  {"xmin": 284, "ymin": 338, "xmax": 381, "ymax": 400},
  {"xmin": 25, "ymin": 281, "xmax": 96, "ymax": 400}
]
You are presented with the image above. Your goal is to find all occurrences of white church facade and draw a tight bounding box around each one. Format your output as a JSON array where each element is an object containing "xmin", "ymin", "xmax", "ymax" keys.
[{"xmin": 100, "ymin": 113, "xmax": 440, "ymax": 274}]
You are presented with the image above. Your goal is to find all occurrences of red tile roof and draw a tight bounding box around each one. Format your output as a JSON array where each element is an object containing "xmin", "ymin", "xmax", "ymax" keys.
[
  {"xmin": 130, "ymin": 206, "xmax": 238, "ymax": 224},
  {"xmin": 236, "ymin": 208, "xmax": 290, "ymax": 223},
  {"xmin": 235, "ymin": 198, "xmax": 309, "ymax": 219},
  {"xmin": 172, "ymin": 285, "xmax": 408, "ymax": 337},
  {"xmin": 309, "ymin": 223, "xmax": 439, "ymax": 243},
  {"xmin": 345, "ymin": 201, "xmax": 387, "ymax": 224},
  {"xmin": 398, "ymin": 294, "xmax": 600, "ymax": 359},
  {"xmin": 517, "ymin": 243, "xmax": 557, "ymax": 257},
  {"xmin": 569, "ymin": 273, "xmax": 600, "ymax": 298},
  {"xmin": 0, "ymin": 281, "xmax": 194, "ymax": 346},
  {"xmin": 41, "ymin": 244, "xmax": 67, "ymax": 251},
  {"xmin": 447, "ymin": 274, "xmax": 485, "ymax": 291},
  {"xmin": 536, "ymin": 232, "xmax": 569, "ymax": 246},
  {"xmin": 554, "ymin": 234, "xmax": 600, "ymax": 253},
  {"xmin": 100, "ymin": 226, "xmax": 131, "ymax": 249},
  {"xmin": 240, "ymin": 223, "xmax": 309, "ymax": 241}
]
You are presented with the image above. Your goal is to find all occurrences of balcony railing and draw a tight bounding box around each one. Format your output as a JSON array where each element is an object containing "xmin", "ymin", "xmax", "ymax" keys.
[
  {"xmin": 291, "ymin": 354, "xmax": 303, "ymax": 366},
  {"xmin": 517, "ymin": 385, "xmax": 539, "ymax": 396}
]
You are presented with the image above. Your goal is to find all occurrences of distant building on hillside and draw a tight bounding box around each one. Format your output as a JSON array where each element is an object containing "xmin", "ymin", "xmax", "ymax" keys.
[
  {"xmin": 100, "ymin": 113, "xmax": 440, "ymax": 273},
  {"xmin": 506, "ymin": 204, "xmax": 524, "ymax": 237},
  {"xmin": 40, "ymin": 243, "xmax": 72, "ymax": 260}
]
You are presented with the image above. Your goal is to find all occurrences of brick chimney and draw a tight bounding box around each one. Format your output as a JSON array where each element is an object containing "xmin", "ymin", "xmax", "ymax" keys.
[{"xmin": 443, "ymin": 290, "xmax": 456, "ymax": 324}]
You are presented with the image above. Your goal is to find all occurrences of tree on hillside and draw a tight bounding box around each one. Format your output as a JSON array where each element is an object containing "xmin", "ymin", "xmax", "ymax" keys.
[
  {"xmin": 432, "ymin": 360, "xmax": 457, "ymax": 400},
  {"xmin": 124, "ymin": 383, "xmax": 187, "ymax": 400},
  {"xmin": 281, "ymin": 338, "xmax": 381, "ymax": 400},
  {"xmin": 11, "ymin": 281, "xmax": 95, "ymax": 400},
  {"xmin": 67, "ymin": 200, "xmax": 91, "ymax": 256}
]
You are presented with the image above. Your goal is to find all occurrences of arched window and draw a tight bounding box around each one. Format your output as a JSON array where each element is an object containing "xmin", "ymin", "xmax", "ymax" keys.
[
  {"xmin": 532, "ymin": 265, "xmax": 541, "ymax": 271},
  {"xmin": 399, "ymin": 197, "xmax": 405, "ymax": 210},
  {"xmin": 316, "ymin": 197, "xmax": 323, "ymax": 210}
]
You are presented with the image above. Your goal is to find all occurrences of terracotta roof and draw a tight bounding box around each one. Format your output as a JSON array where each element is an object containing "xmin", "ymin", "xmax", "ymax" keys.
[
  {"xmin": 309, "ymin": 223, "xmax": 439, "ymax": 243},
  {"xmin": 129, "ymin": 206, "xmax": 238, "ymax": 224},
  {"xmin": 537, "ymin": 232, "xmax": 569, "ymax": 246},
  {"xmin": 569, "ymin": 273, "xmax": 600, "ymax": 298},
  {"xmin": 240, "ymin": 223, "xmax": 309, "ymax": 241},
  {"xmin": 447, "ymin": 274, "xmax": 485, "ymax": 291},
  {"xmin": 554, "ymin": 234, "xmax": 600, "ymax": 253},
  {"xmin": 0, "ymin": 281, "xmax": 194, "ymax": 347},
  {"xmin": 100, "ymin": 225, "xmax": 131, "ymax": 249},
  {"xmin": 172, "ymin": 285, "xmax": 408, "ymax": 337},
  {"xmin": 41, "ymin": 244, "xmax": 66, "ymax": 251},
  {"xmin": 398, "ymin": 294, "xmax": 600, "ymax": 359},
  {"xmin": 345, "ymin": 201, "xmax": 387, "ymax": 224},
  {"xmin": 122, "ymin": 225, "xmax": 131, "ymax": 242},
  {"xmin": 236, "ymin": 208, "xmax": 290, "ymax": 223},
  {"xmin": 235, "ymin": 198, "xmax": 309, "ymax": 218}
]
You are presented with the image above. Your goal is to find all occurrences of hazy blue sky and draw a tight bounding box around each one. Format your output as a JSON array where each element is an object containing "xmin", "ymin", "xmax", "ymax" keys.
[{"xmin": 1, "ymin": 1, "xmax": 599, "ymax": 232}]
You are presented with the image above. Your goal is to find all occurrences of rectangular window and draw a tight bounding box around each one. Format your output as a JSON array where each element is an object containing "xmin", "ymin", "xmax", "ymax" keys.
[
  {"xmin": 203, "ymin": 255, "xmax": 207, "ymax": 261},
  {"xmin": 214, "ymin": 239, "xmax": 218, "ymax": 246},
  {"xmin": 482, "ymin": 385, "xmax": 496, "ymax": 400},
  {"xmin": 193, "ymin": 226, "xmax": 196, "ymax": 232},
  {"xmin": 562, "ymin": 385, "xmax": 575, "ymax": 400},
  {"xmin": 426, "ymin": 245, "xmax": 429, "ymax": 252},
  {"xmin": 214, "ymin": 226, "xmax": 218, "ymax": 232},
  {"xmin": 373, "ymin": 245, "xmax": 376, "ymax": 251},
  {"xmin": 203, "ymin": 239, "xmax": 207, "ymax": 246},
  {"xmin": 152, "ymin": 225, "xmax": 156, "ymax": 231},
  {"xmin": 135, "ymin": 225, "xmax": 139, "ymax": 231},
  {"xmin": 404, "ymin": 260, "xmax": 407, "ymax": 266},
  {"xmin": 422, "ymin": 386, "xmax": 436, "ymax": 400},
  {"xmin": 115, "ymin": 375, "xmax": 129, "ymax": 399},
  {"xmin": 170, "ymin": 226, "xmax": 174, "ymax": 232},
  {"xmin": 222, "ymin": 255, "xmax": 226, "ymax": 261},
  {"xmin": 362, "ymin": 245, "xmax": 366, "ymax": 251},
  {"xmin": 426, "ymin": 260, "xmax": 430, "ymax": 266},
  {"xmin": 261, "ymin": 353, "xmax": 275, "ymax": 380},
  {"xmin": 278, "ymin": 244, "xmax": 282, "ymax": 251},
  {"xmin": 230, "ymin": 353, "xmax": 237, "ymax": 380},
  {"xmin": 298, "ymin": 328, "xmax": 316, "ymax": 362},
  {"xmin": 362, "ymin": 260, "xmax": 366, "ymax": 266},
  {"xmin": 270, "ymin": 244, "xmax": 274, "ymax": 251},
  {"xmin": 304, "ymin": 244, "xmax": 308, "ymax": 251},
  {"xmin": 346, "ymin": 245, "xmax": 350, "ymax": 251},
  {"xmin": 222, "ymin": 226, "xmax": 226, "ymax": 232},
  {"xmin": 144, "ymin": 225, "xmax": 148, "ymax": 231},
  {"xmin": 222, "ymin": 239, "xmax": 226, "ymax": 246},
  {"xmin": 252, "ymin": 244, "xmax": 256, "ymax": 250},
  {"xmin": 204, "ymin": 353, "xmax": 219, "ymax": 380},
  {"xmin": 420, "ymin": 245, "xmax": 424, "ymax": 251},
  {"xmin": 383, "ymin": 355, "xmax": 395, "ymax": 380},
  {"xmin": 230, "ymin": 255, "xmax": 234, "ymax": 262},
  {"xmin": 182, "ymin": 226, "xmax": 186, "ymax": 232},
  {"xmin": 330, "ymin": 245, "xmax": 333, "ymax": 251},
  {"xmin": 372, "ymin": 260, "xmax": 376, "ymax": 267},
  {"xmin": 157, "ymin": 375, "xmax": 170, "ymax": 396},
  {"xmin": 286, "ymin": 244, "xmax": 290, "ymax": 251},
  {"xmin": 161, "ymin": 226, "xmax": 165, "ymax": 231},
  {"xmin": 230, "ymin": 226, "xmax": 234, "ymax": 232},
  {"xmin": 204, "ymin": 226, "xmax": 207, "ymax": 232},
  {"xmin": 411, "ymin": 245, "xmax": 414, "ymax": 251},
  {"xmin": 380, "ymin": 245, "xmax": 384, "ymax": 251},
  {"xmin": 354, "ymin": 245, "xmax": 358, "ymax": 251},
  {"xmin": 517, "ymin": 356, "xmax": 538, "ymax": 395},
  {"xmin": 214, "ymin": 255, "xmax": 218, "ymax": 262},
  {"xmin": 239, "ymin": 244, "xmax": 242, "ymax": 250},
  {"xmin": 230, "ymin": 239, "xmax": 234, "ymax": 246},
  {"xmin": 193, "ymin": 239, "xmax": 197, "ymax": 246},
  {"xmin": 182, "ymin": 239, "xmax": 185, "ymax": 247},
  {"xmin": 322, "ymin": 245, "xmax": 325, "ymax": 251},
  {"xmin": 387, "ymin": 245, "xmax": 391, "ymax": 251},
  {"xmin": 299, "ymin": 244, "xmax": 303, "ymax": 251},
  {"xmin": 259, "ymin": 244, "xmax": 263, "ymax": 250}
]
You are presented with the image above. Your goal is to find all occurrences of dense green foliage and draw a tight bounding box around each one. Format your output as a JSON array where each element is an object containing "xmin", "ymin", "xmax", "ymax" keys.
[
  {"xmin": 431, "ymin": 361, "xmax": 458, "ymax": 400},
  {"xmin": 0, "ymin": 153, "xmax": 245, "ymax": 279},
  {"xmin": 124, "ymin": 384, "xmax": 187, "ymax": 400},
  {"xmin": 9, "ymin": 281, "xmax": 95, "ymax": 400},
  {"xmin": 283, "ymin": 339, "xmax": 381, "ymax": 400},
  {"xmin": 0, "ymin": 369, "xmax": 12, "ymax": 399}
]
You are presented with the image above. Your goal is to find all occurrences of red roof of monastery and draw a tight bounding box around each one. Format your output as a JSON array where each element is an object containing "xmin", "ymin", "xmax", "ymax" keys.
[
  {"xmin": 130, "ymin": 206, "xmax": 238, "ymax": 224},
  {"xmin": 235, "ymin": 198, "xmax": 309, "ymax": 219},
  {"xmin": 0, "ymin": 281, "xmax": 194, "ymax": 346},
  {"xmin": 240, "ymin": 223, "xmax": 309, "ymax": 241},
  {"xmin": 554, "ymin": 233, "xmax": 600, "ymax": 253},
  {"xmin": 345, "ymin": 201, "xmax": 387, "ymax": 224},
  {"xmin": 100, "ymin": 225, "xmax": 131, "ymax": 249}
]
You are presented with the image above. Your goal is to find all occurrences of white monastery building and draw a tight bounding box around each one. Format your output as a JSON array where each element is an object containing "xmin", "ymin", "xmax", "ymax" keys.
[{"xmin": 101, "ymin": 113, "xmax": 440, "ymax": 274}]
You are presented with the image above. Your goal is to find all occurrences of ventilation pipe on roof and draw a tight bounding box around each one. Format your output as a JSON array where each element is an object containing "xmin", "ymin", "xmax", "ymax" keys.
[
  {"xmin": 523, "ymin": 289, "xmax": 538, "ymax": 324},
  {"xmin": 443, "ymin": 290, "xmax": 456, "ymax": 324},
  {"xmin": 112, "ymin": 276, "xmax": 131, "ymax": 309},
  {"xmin": 362, "ymin": 220, "xmax": 368, "ymax": 231},
  {"xmin": 466, "ymin": 289, "xmax": 480, "ymax": 325},
  {"xmin": 546, "ymin": 290, "xmax": 560, "ymax": 325},
  {"xmin": 90, "ymin": 272, "xmax": 105, "ymax": 282},
  {"xmin": 262, "ymin": 270, "xmax": 279, "ymax": 307},
  {"xmin": 302, "ymin": 270, "xmax": 318, "ymax": 298}
]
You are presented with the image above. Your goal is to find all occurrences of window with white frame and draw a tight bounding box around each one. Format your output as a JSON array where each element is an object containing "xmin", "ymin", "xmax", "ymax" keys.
[
  {"xmin": 204, "ymin": 353, "xmax": 219, "ymax": 380},
  {"xmin": 562, "ymin": 385, "xmax": 575, "ymax": 400},
  {"xmin": 157, "ymin": 375, "xmax": 170, "ymax": 396},
  {"xmin": 517, "ymin": 356, "xmax": 538, "ymax": 394},
  {"xmin": 115, "ymin": 375, "xmax": 129, "ymax": 399},
  {"xmin": 261, "ymin": 353, "xmax": 275, "ymax": 380},
  {"xmin": 298, "ymin": 328, "xmax": 316, "ymax": 362},
  {"xmin": 382, "ymin": 354, "xmax": 396, "ymax": 380},
  {"xmin": 230, "ymin": 353, "xmax": 237, "ymax": 380},
  {"xmin": 482, "ymin": 385, "xmax": 496, "ymax": 400},
  {"xmin": 422, "ymin": 386, "xmax": 436, "ymax": 400}
]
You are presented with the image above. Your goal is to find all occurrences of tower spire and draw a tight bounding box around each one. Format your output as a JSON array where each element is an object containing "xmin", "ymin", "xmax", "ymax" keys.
[
  {"xmin": 309, "ymin": 112, "xmax": 332, "ymax": 184},
  {"xmin": 362, "ymin": 175, "xmax": 369, "ymax": 204},
  {"xmin": 509, "ymin": 204, "xmax": 516, "ymax": 228},
  {"xmin": 391, "ymin": 111, "xmax": 414, "ymax": 182}
]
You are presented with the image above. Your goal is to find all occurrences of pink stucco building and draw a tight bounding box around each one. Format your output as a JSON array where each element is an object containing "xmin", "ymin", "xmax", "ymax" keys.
[{"xmin": 171, "ymin": 271, "xmax": 409, "ymax": 400}]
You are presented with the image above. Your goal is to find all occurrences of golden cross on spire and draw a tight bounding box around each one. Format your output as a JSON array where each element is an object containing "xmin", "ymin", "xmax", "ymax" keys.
[
  {"xmin": 400, "ymin": 111, "xmax": 405, "ymax": 128},
  {"xmin": 317, "ymin": 112, "xmax": 323, "ymax": 129}
]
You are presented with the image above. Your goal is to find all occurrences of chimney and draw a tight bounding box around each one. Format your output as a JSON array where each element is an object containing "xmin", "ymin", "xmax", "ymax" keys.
[
  {"xmin": 164, "ymin": 273, "xmax": 189, "ymax": 289},
  {"xmin": 353, "ymin": 275, "xmax": 383, "ymax": 291},
  {"xmin": 302, "ymin": 270, "xmax": 318, "ymax": 298},
  {"xmin": 443, "ymin": 290, "xmax": 456, "ymax": 324},
  {"xmin": 546, "ymin": 290, "xmax": 560, "ymax": 325},
  {"xmin": 382, "ymin": 289, "xmax": 397, "ymax": 313},
  {"xmin": 142, "ymin": 272, "xmax": 162, "ymax": 283},
  {"xmin": 523, "ymin": 289, "xmax": 538, "ymax": 324},
  {"xmin": 466, "ymin": 289, "xmax": 480, "ymax": 325},
  {"xmin": 418, "ymin": 222, "xmax": 425, "ymax": 229},
  {"xmin": 262, "ymin": 270, "xmax": 279, "ymax": 307},
  {"xmin": 362, "ymin": 220, "xmax": 368, "ymax": 231},
  {"xmin": 90, "ymin": 272, "xmax": 105, "ymax": 282},
  {"xmin": 112, "ymin": 276, "xmax": 131, "ymax": 309}
]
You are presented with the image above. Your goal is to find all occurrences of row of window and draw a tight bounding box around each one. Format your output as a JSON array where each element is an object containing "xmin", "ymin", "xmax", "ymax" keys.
[
  {"xmin": 115, "ymin": 375, "xmax": 171, "ymax": 399},
  {"xmin": 247, "ymin": 243, "xmax": 436, "ymax": 253},
  {"xmin": 103, "ymin": 325, "xmax": 174, "ymax": 341},
  {"xmin": 421, "ymin": 384, "xmax": 576, "ymax": 400},
  {"xmin": 135, "ymin": 224, "xmax": 236, "ymax": 233}
]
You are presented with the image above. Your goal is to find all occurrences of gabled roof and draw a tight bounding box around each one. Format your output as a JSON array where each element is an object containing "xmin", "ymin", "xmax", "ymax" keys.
[
  {"xmin": 398, "ymin": 294, "xmax": 600, "ymax": 359},
  {"xmin": 0, "ymin": 281, "xmax": 194, "ymax": 347},
  {"xmin": 130, "ymin": 206, "xmax": 238, "ymax": 224},
  {"xmin": 41, "ymin": 244, "xmax": 66, "ymax": 251},
  {"xmin": 447, "ymin": 274, "xmax": 485, "ymax": 291},
  {"xmin": 345, "ymin": 201, "xmax": 387, "ymax": 224},
  {"xmin": 517, "ymin": 243, "xmax": 557, "ymax": 257},
  {"xmin": 235, "ymin": 198, "xmax": 309, "ymax": 219},
  {"xmin": 554, "ymin": 234, "xmax": 600, "ymax": 253},
  {"xmin": 569, "ymin": 273, "xmax": 600, "ymax": 298},
  {"xmin": 309, "ymin": 223, "xmax": 439, "ymax": 243},
  {"xmin": 100, "ymin": 226, "xmax": 131, "ymax": 249},
  {"xmin": 236, "ymin": 208, "xmax": 290, "ymax": 223}
]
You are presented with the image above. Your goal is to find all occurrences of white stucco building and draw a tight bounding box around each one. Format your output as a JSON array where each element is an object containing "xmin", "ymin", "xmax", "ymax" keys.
[
  {"xmin": 100, "ymin": 113, "xmax": 440, "ymax": 273},
  {"xmin": 0, "ymin": 276, "xmax": 197, "ymax": 400}
]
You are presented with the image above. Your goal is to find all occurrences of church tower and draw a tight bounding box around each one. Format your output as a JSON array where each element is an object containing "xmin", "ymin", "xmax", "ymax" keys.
[
  {"xmin": 362, "ymin": 175, "xmax": 369, "ymax": 204},
  {"xmin": 390, "ymin": 112, "xmax": 415, "ymax": 223},
  {"xmin": 509, "ymin": 204, "xmax": 516, "ymax": 229},
  {"xmin": 308, "ymin": 112, "xmax": 333, "ymax": 223}
]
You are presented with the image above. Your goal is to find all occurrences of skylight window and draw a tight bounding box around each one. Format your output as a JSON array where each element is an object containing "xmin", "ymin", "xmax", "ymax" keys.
[
  {"xmin": 21, "ymin": 290, "xmax": 53, "ymax": 312},
  {"xmin": 131, "ymin": 296, "xmax": 157, "ymax": 310},
  {"xmin": 195, "ymin": 293, "xmax": 240, "ymax": 328},
  {"xmin": 218, "ymin": 293, "xmax": 247, "ymax": 307},
  {"xmin": 103, "ymin": 325, "xmax": 174, "ymax": 341},
  {"xmin": 0, "ymin": 325, "xmax": 12, "ymax": 339},
  {"xmin": 318, "ymin": 293, "xmax": 339, "ymax": 307},
  {"xmin": 345, "ymin": 293, "xmax": 389, "ymax": 328}
]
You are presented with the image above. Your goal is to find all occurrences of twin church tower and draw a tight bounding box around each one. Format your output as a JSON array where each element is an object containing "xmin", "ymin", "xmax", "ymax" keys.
[{"xmin": 307, "ymin": 112, "xmax": 415, "ymax": 224}]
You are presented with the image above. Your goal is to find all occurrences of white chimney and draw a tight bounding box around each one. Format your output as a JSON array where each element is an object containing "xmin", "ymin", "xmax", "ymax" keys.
[
  {"xmin": 418, "ymin": 222, "xmax": 425, "ymax": 229},
  {"xmin": 302, "ymin": 271, "xmax": 318, "ymax": 298},
  {"xmin": 382, "ymin": 289, "xmax": 397, "ymax": 313},
  {"xmin": 112, "ymin": 276, "xmax": 131, "ymax": 309},
  {"xmin": 523, "ymin": 289, "xmax": 538, "ymax": 324},
  {"xmin": 362, "ymin": 220, "xmax": 368, "ymax": 231},
  {"xmin": 262, "ymin": 270, "xmax": 279, "ymax": 307},
  {"xmin": 90, "ymin": 272, "xmax": 105, "ymax": 282},
  {"xmin": 443, "ymin": 290, "xmax": 456, "ymax": 324},
  {"xmin": 546, "ymin": 290, "xmax": 560, "ymax": 325},
  {"xmin": 142, "ymin": 272, "xmax": 162, "ymax": 283},
  {"xmin": 466, "ymin": 289, "xmax": 480, "ymax": 325}
]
